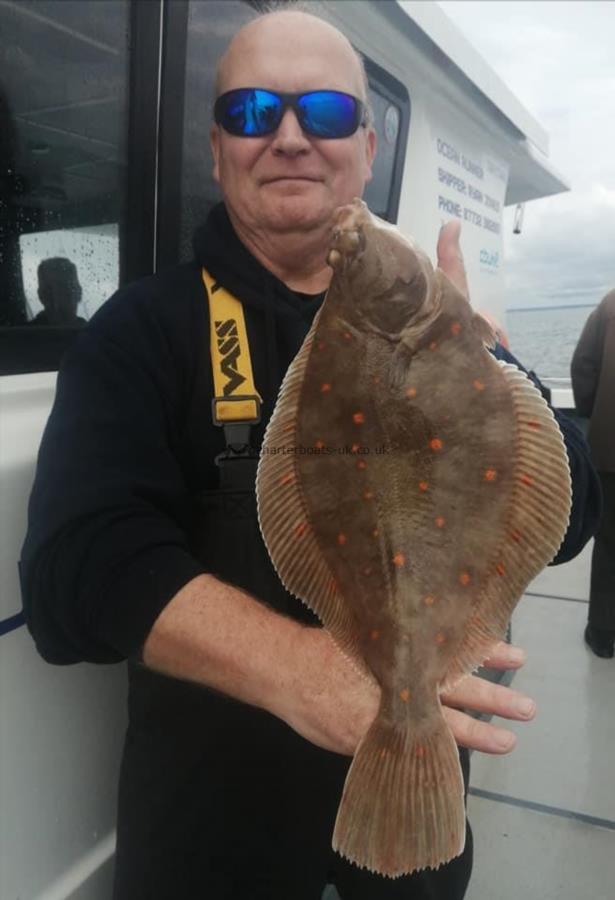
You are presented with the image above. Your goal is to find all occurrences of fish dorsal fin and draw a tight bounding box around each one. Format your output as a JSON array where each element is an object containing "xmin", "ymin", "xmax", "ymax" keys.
[
  {"xmin": 256, "ymin": 310, "xmax": 369, "ymax": 677},
  {"xmin": 442, "ymin": 360, "xmax": 572, "ymax": 690}
]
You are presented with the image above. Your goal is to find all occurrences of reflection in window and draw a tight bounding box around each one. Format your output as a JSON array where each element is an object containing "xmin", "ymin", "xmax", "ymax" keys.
[
  {"xmin": 20, "ymin": 225, "xmax": 118, "ymax": 324},
  {"xmin": 0, "ymin": 0, "xmax": 129, "ymax": 367}
]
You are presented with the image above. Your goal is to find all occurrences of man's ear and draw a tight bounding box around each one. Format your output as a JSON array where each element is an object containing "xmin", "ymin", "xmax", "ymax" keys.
[
  {"xmin": 210, "ymin": 125, "xmax": 221, "ymax": 184},
  {"xmin": 364, "ymin": 127, "xmax": 377, "ymax": 184}
]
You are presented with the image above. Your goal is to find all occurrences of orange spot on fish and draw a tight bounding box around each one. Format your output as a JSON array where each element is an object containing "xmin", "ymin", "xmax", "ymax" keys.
[
  {"xmin": 451, "ymin": 322, "xmax": 462, "ymax": 335},
  {"xmin": 484, "ymin": 468, "xmax": 497, "ymax": 481},
  {"xmin": 317, "ymin": 341, "xmax": 325, "ymax": 351},
  {"xmin": 430, "ymin": 438, "xmax": 443, "ymax": 451},
  {"xmin": 363, "ymin": 490, "xmax": 374, "ymax": 500},
  {"xmin": 373, "ymin": 375, "xmax": 381, "ymax": 385},
  {"xmin": 392, "ymin": 553, "xmax": 405, "ymax": 567},
  {"xmin": 380, "ymin": 748, "xmax": 387, "ymax": 760},
  {"xmin": 415, "ymin": 744, "xmax": 425, "ymax": 758},
  {"xmin": 353, "ymin": 411, "xmax": 365, "ymax": 424},
  {"xmin": 418, "ymin": 481, "xmax": 429, "ymax": 492},
  {"xmin": 473, "ymin": 379, "xmax": 485, "ymax": 391},
  {"xmin": 372, "ymin": 528, "xmax": 379, "ymax": 538},
  {"xmin": 435, "ymin": 516, "xmax": 445, "ymax": 528},
  {"xmin": 459, "ymin": 571, "xmax": 471, "ymax": 586},
  {"xmin": 280, "ymin": 473, "xmax": 295, "ymax": 486},
  {"xmin": 370, "ymin": 629, "xmax": 380, "ymax": 641},
  {"xmin": 496, "ymin": 562, "xmax": 506, "ymax": 577},
  {"xmin": 343, "ymin": 331, "xmax": 353, "ymax": 341},
  {"xmin": 294, "ymin": 523, "xmax": 307, "ymax": 538},
  {"xmin": 429, "ymin": 341, "xmax": 438, "ymax": 351},
  {"xmin": 357, "ymin": 460, "xmax": 367, "ymax": 470},
  {"xmin": 351, "ymin": 443, "xmax": 360, "ymax": 453},
  {"xmin": 399, "ymin": 688, "xmax": 410, "ymax": 703},
  {"xmin": 315, "ymin": 440, "xmax": 325, "ymax": 450},
  {"xmin": 510, "ymin": 529, "xmax": 523, "ymax": 543},
  {"xmin": 521, "ymin": 474, "xmax": 533, "ymax": 486},
  {"xmin": 526, "ymin": 420, "xmax": 541, "ymax": 429},
  {"xmin": 320, "ymin": 383, "xmax": 331, "ymax": 393},
  {"xmin": 337, "ymin": 533, "xmax": 347, "ymax": 546},
  {"xmin": 435, "ymin": 632, "xmax": 446, "ymax": 645},
  {"xmin": 406, "ymin": 386, "xmax": 417, "ymax": 399},
  {"xmin": 424, "ymin": 595, "xmax": 436, "ymax": 606}
]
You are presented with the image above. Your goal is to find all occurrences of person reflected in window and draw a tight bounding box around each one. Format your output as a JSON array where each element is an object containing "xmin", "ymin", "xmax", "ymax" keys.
[
  {"xmin": 572, "ymin": 288, "xmax": 615, "ymax": 658},
  {"xmin": 28, "ymin": 257, "xmax": 86, "ymax": 327}
]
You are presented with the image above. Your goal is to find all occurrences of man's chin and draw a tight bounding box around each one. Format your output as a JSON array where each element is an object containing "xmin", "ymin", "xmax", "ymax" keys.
[{"xmin": 262, "ymin": 196, "xmax": 332, "ymax": 234}]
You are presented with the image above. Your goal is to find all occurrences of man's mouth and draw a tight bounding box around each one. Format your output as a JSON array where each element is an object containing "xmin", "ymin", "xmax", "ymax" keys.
[{"xmin": 261, "ymin": 176, "xmax": 322, "ymax": 185}]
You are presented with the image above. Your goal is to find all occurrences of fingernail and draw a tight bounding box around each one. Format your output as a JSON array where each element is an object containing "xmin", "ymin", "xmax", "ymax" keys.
[
  {"xmin": 516, "ymin": 699, "xmax": 536, "ymax": 718},
  {"xmin": 496, "ymin": 732, "xmax": 516, "ymax": 751}
]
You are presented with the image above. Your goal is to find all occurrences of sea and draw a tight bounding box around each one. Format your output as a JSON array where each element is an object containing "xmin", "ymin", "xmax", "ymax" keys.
[{"xmin": 505, "ymin": 305, "xmax": 596, "ymax": 381}]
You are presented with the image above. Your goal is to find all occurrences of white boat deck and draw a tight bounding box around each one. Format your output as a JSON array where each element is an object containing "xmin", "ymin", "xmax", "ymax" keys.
[
  {"xmin": 467, "ymin": 539, "xmax": 615, "ymax": 899},
  {"xmin": 325, "ymin": 540, "xmax": 615, "ymax": 899}
]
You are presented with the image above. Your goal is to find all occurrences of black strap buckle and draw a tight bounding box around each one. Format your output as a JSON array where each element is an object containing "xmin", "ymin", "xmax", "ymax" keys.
[{"xmin": 211, "ymin": 395, "xmax": 262, "ymax": 467}]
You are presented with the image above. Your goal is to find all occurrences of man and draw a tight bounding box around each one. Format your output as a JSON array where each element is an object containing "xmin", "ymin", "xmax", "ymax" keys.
[
  {"xmin": 20, "ymin": 10, "xmax": 599, "ymax": 899},
  {"xmin": 572, "ymin": 289, "xmax": 615, "ymax": 658},
  {"xmin": 29, "ymin": 257, "xmax": 87, "ymax": 326}
]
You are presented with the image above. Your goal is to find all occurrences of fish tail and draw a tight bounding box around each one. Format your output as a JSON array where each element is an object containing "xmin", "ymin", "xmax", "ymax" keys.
[{"xmin": 332, "ymin": 708, "xmax": 465, "ymax": 878}]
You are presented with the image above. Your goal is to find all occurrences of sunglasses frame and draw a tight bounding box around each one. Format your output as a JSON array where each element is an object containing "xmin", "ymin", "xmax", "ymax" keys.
[{"xmin": 214, "ymin": 88, "xmax": 367, "ymax": 139}]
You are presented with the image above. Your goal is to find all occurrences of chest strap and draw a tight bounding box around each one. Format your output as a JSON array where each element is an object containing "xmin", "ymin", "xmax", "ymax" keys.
[{"xmin": 202, "ymin": 268, "xmax": 262, "ymax": 473}]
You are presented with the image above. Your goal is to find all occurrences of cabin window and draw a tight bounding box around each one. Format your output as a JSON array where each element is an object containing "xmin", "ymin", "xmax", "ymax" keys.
[
  {"xmin": 0, "ymin": 0, "xmax": 130, "ymax": 375},
  {"xmin": 157, "ymin": 0, "xmax": 259, "ymax": 271},
  {"xmin": 362, "ymin": 60, "xmax": 410, "ymax": 223}
]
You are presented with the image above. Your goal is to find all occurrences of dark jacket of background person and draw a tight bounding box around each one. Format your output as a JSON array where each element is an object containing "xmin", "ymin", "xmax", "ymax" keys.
[
  {"xmin": 571, "ymin": 289, "xmax": 615, "ymax": 472},
  {"xmin": 20, "ymin": 203, "xmax": 601, "ymax": 665}
]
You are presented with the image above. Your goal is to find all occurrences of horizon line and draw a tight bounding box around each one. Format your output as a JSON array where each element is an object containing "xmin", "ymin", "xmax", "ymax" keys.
[{"xmin": 507, "ymin": 303, "xmax": 598, "ymax": 312}]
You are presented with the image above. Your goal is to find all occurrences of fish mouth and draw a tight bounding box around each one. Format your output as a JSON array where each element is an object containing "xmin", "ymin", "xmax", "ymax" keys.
[{"xmin": 328, "ymin": 200, "xmax": 368, "ymax": 270}]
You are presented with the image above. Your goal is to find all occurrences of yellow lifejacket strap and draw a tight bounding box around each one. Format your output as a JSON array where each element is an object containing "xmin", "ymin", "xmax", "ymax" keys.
[{"xmin": 202, "ymin": 267, "xmax": 262, "ymax": 424}]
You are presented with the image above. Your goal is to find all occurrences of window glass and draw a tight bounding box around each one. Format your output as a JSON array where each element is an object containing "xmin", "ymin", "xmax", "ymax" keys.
[
  {"xmin": 178, "ymin": 0, "xmax": 258, "ymax": 263},
  {"xmin": 363, "ymin": 89, "xmax": 403, "ymax": 219},
  {"xmin": 0, "ymin": 0, "xmax": 129, "ymax": 370}
]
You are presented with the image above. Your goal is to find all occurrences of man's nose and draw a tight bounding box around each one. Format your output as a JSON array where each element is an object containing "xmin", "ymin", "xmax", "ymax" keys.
[{"xmin": 270, "ymin": 107, "xmax": 311, "ymax": 155}]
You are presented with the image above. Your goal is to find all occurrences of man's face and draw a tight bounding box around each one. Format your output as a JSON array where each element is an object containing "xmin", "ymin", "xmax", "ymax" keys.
[{"xmin": 211, "ymin": 15, "xmax": 376, "ymax": 239}]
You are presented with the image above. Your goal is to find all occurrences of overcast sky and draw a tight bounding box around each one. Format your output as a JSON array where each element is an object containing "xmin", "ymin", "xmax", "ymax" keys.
[{"xmin": 437, "ymin": 0, "xmax": 615, "ymax": 310}]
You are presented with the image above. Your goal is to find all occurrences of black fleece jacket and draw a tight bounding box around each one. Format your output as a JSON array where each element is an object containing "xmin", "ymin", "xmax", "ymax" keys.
[{"xmin": 20, "ymin": 204, "xmax": 601, "ymax": 665}]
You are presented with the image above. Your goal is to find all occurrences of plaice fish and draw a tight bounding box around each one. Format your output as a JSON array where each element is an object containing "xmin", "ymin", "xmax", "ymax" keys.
[{"xmin": 255, "ymin": 198, "xmax": 572, "ymax": 877}]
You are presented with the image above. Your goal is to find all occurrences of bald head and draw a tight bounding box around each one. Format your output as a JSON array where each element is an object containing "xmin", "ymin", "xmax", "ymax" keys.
[{"xmin": 215, "ymin": 10, "xmax": 370, "ymax": 112}]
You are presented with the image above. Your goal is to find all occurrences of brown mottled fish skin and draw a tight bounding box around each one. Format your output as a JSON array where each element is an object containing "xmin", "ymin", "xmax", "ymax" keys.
[{"xmin": 256, "ymin": 198, "xmax": 572, "ymax": 878}]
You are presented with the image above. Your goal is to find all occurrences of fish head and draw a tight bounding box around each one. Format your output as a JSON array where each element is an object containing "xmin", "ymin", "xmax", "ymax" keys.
[{"xmin": 327, "ymin": 198, "xmax": 437, "ymax": 334}]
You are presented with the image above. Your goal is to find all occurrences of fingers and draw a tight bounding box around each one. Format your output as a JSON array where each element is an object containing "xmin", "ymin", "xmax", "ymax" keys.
[
  {"xmin": 443, "ymin": 706, "xmax": 518, "ymax": 754},
  {"xmin": 440, "ymin": 673, "xmax": 536, "ymax": 722},
  {"xmin": 482, "ymin": 640, "xmax": 527, "ymax": 670},
  {"xmin": 436, "ymin": 220, "xmax": 469, "ymax": 298}
]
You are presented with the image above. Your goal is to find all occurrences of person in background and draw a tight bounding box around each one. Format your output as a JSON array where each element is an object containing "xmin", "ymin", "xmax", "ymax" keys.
[
  {"xmin": 20, "ymin": 9, "xmax": 600, "ymax": 900},
  {"xmin": 571, "ymin": 289, "xmax": 615, "ymax": 658},
  {"xmin": 29, "ymin": 257, "xmax": 87, "ymax": 327}
]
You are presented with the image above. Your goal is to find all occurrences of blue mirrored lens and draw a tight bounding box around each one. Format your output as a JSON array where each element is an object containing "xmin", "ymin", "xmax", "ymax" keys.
[
  {"xmin": 298, "ymin": 91, "xmax": 359, "ymax": 138},
  {"xmin": 222, "ymin": 89, "xmax": 283, "ymax": 136}
]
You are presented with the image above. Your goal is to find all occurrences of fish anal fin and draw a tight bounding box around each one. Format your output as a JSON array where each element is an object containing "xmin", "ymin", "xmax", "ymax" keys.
[{"xmin": 441, "ymin": 361, "xmax": 572, "ymax": 690}]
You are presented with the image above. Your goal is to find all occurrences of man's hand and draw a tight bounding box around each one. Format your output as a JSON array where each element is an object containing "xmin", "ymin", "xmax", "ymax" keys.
[
  {"xmin": 440, "ymin": 641, "xmax": 534, "ymax": 753},
  {"xmin": 280, "ymin": 630, "xmax": 534, "ymax": 756}
]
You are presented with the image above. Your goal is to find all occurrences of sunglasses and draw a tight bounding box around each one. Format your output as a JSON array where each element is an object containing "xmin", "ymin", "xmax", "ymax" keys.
[{"xmin": 214, "ymin": 88, "xmax": 366, "ymax": 139}]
